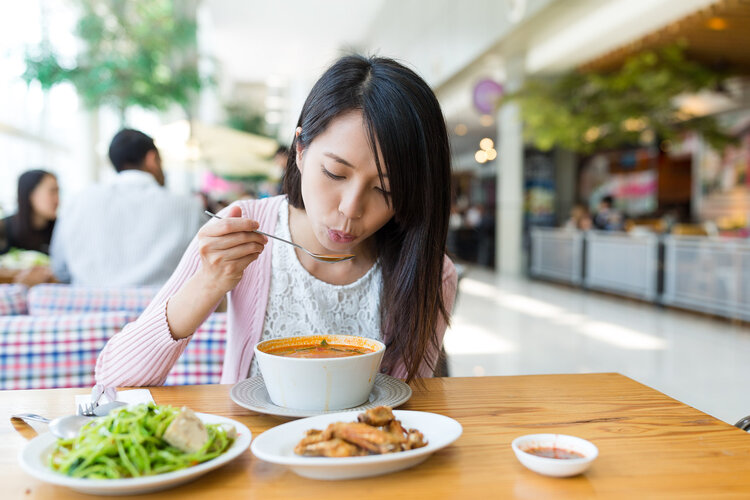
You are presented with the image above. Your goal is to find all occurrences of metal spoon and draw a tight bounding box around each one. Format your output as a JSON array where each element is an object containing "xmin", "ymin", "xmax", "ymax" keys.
[
  {"xmin": 204, "ymin": 210, "xmax": 355, "ymax": 263},
  {"xmin": 11, "ymin": 413, "xmax": 93, "ymax": 439}
]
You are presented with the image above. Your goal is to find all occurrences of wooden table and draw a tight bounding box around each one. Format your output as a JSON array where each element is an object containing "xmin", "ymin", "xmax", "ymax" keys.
[{"xmin": 3, "ymin": 374, "xmax": 750, "ymax": 499}]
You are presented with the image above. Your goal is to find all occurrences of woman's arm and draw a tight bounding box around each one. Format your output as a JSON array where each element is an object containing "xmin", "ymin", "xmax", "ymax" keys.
[
  {"xmin": 95, "ymin": 204, "xmax": 268, "ymax": 386},
  {"xmin": 165, "ymin": 205, "xmax": 267, "ymax": 338}
]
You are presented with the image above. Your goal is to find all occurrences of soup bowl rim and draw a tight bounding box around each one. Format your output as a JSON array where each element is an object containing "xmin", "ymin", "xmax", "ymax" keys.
[{"xmin": 255, "ymin": 334, "xmax": 385, "ymax": 362}]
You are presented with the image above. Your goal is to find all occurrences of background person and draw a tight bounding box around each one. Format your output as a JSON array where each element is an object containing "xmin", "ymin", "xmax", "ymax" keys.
[
  {"xmin": 592, "ymin": 195, "xmax": 623, "ymax": 231},
  {"xmin": 0, "ymin": 169, "xmax": 59, "ymax": 286},
  {"xmin": 0, "ymin": 169, "xmax": 59, "ymax": 255},
  {"xmin": 50, "ymin": 129, "xmax": 204, "ymax": 287}
]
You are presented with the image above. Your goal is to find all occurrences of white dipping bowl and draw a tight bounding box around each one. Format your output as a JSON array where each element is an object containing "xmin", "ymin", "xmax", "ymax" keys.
[
  {"xmin": 254, "ymin": 335, "xmax": 385, "ymax": 411},
  {"xmin": 511, "ymin": 434, "xmax": 598, "ymax": 477}
]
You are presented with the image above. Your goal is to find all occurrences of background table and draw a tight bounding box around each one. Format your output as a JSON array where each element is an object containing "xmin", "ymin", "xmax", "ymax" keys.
[{"xmin": 3, "ymin": 374, "xmax": 750, "ymax": 498}]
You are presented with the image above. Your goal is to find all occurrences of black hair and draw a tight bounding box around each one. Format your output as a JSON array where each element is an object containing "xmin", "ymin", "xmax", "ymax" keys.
[
  {"xmin": 108, "ymin": 129, "xmax": 157, "ymax": 172},
  {"xmin": 283, "ymin": 54, "xmax": 452, "ymax": 381},
  {"xmin": 16, "ymin": 169, "xmax": 55, "ymax": 246},
  {"xmin": 601, "ymin": 195, "xmax": 614, "ymax": 207}
]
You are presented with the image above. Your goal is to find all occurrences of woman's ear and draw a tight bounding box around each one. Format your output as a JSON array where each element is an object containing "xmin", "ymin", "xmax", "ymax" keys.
[{"xmin": 295, "ymin": 128, "xmax": 304, "ymax": 170}]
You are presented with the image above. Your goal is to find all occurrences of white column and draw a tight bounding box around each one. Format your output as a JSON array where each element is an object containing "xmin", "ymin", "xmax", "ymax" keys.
[{"xmin": 495, "ymin": 55, "xmax": 525, "ymax": 277}]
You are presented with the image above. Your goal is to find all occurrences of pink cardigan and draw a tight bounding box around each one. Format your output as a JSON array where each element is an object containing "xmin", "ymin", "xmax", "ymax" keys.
[{"xmin": 95, "ymin": 196, "xmax": 457, "ymax": 386}]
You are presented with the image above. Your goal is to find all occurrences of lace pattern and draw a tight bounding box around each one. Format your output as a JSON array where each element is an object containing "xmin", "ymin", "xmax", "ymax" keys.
[{"xmin": 248, "ymin": 199, "xmax": 383, "ymax": 377}]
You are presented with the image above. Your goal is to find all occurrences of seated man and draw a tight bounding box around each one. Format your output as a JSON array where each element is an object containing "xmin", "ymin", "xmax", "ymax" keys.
[{"xmin": 50, "ymin": 129, "xmax": 204, "ymax": 287}]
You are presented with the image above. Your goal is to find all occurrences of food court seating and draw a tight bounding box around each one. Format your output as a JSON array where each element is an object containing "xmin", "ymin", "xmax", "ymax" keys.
[{"xmin": 0, "ymin": 284, "xmax": 227, "ymax": 390}]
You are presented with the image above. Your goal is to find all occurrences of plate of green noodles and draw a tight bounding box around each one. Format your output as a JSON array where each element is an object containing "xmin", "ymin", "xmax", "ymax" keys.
[{"xmin": 18, "ymin": 403, "xmax": 252, "ymax": 495}]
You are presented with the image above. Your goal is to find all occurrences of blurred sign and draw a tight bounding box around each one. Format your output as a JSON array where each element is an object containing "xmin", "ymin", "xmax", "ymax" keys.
[{"xmin": 473, "ymin": 79, "xmax": 504, "ymax": 115}]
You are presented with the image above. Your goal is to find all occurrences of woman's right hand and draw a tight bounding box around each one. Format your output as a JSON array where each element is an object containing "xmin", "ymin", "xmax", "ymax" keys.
[{"xmin": 196, "ymin": 205, "xmax": 268, "ymax": 293}]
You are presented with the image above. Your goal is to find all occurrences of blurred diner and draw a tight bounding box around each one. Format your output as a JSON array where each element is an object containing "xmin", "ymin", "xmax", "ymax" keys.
[{"xmin": 49, "ymin": 129, "xmax": 204, "ymax": 287}]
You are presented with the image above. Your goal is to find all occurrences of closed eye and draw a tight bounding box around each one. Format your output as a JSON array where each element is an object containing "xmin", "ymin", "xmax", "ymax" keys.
[
  {"xmin": 321, "ymin": 166, "xmax": 344, "ymax": 180},
  {"xmin": 375, "ymin": 186, "xmax": 392, "ymax": 197}
]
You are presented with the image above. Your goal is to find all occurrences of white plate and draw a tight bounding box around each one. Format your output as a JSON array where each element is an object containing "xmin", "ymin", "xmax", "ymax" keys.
[
  {"xmin": 230, "ymin": 373, "xmax": 412, "ymax": 418},
  {"xmin": 251, "ymin": 410, "xmax": 462, "ymax": 480},
  {"xmin": 18, "ymin": 413, "xmax": 252, "ymax": 496}
]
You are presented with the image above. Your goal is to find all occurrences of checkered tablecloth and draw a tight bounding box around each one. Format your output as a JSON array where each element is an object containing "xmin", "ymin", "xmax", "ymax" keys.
[
  {"xmin": 27, "ymin": 284, "xmax": 159, "ymax": 316},
  {"xmin": 0, "ymin": 284, "xmax": 27, "ymax": 316}
]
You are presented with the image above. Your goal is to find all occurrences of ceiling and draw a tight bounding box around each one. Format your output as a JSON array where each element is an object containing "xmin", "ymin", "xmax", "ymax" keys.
[
  {"xmin": 581, "ymin": 0, "xmax": 750, "ymax": 74},
  {"xmin": 202, "ymin": 0, "xmax": 385, "ymax": 84}
]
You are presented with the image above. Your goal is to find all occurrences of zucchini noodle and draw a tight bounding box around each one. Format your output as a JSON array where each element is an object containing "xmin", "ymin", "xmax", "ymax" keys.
[{"xmin": 48, "ymin": 403, "xmax": 234, "ymax": 479}]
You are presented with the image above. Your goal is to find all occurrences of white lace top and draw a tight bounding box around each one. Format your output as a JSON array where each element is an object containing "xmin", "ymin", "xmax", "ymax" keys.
[{"xmin": 248, "ymin": 199, "xmax": 383, "ymax": 377}]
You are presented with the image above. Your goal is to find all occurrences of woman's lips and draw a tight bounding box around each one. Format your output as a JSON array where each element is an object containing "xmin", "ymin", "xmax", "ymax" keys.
[{"xmin": 328, "ymin": 229, "xmax": 356, "ymax": 243}]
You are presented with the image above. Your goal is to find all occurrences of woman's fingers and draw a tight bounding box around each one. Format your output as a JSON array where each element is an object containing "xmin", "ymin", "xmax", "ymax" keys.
[
  {"xmin": 201, "ymin": 208, "xmax": 261, "ymax": 237},
  {"xmin": 203, "ymin": 241, "xmax": 266, "ymax": 264},
  {"xmin": 202, "ymin": 230, "xmax": 267, "ymax": 252}
]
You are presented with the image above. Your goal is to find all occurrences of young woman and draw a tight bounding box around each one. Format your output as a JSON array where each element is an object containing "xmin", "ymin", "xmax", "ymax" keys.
[
  {"xmin": 0, "ymin": 169, "xmax": 59, "ymax": 255},
  {"xmin": 96, "ymin": 55, "xmax": 457, "ymax": 385}
]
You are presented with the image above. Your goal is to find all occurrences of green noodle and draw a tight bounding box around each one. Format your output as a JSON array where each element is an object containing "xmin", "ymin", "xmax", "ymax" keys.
[{"xmin": 47, "ymin": 403, "xmax": 234, "ymax": 479}]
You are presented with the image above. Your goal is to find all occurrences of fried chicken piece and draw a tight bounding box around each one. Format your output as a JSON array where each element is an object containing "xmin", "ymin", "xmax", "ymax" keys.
[
  {"xmin": 328, "ymin": 422, "xmax": 406, "ymax": 454},
  {"xmin": 386, "ymin": 418, "xmax": 407, "ymax": 438},
  {"xmin": 295, "ymin": 429, "xmax": 326, "ymax": 448},
  {"xmin": 295, "ymin": 438, "xmax": 365, "ymax": 457},
  {"xmin": 404, "ymin": 428, "xmax": 427, "ymax": 450},
  {"xmin": 357, "ymin": 406, "xmax": 395, "ymax": 427}
]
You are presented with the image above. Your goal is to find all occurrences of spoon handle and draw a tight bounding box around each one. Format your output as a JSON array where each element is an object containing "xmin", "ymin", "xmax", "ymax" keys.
[
  {"xmin": 252, "ymin": 229, "xmax": 304, "ymax": 250},
  {"xmin": 204, "ymin": 211, "xmax": 303, "ymax": 251}
]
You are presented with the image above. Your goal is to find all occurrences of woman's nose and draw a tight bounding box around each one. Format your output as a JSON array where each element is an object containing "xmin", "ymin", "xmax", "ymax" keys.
[{"xmin": 338, "ymin": 188, "xmax": 365, "ymax": 219}]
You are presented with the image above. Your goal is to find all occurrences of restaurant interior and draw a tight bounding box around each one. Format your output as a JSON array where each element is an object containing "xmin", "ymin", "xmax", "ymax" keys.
[{"xmin": 2, "ymin": 0, "xmax": 750, "ymax": 497}]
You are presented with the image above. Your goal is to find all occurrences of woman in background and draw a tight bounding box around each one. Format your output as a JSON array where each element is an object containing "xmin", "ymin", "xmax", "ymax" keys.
[
  {"xmin": 0, "ymin": 170, "xmax": 59, "ymax": 286},
  {"xmin": 0, "ymin": 169, "xmax": 59, "ymax": 255}
]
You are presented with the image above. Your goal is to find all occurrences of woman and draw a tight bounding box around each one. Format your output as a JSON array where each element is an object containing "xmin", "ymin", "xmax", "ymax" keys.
[
  {"xmin": 0, "ymin": 169, "xmax": 59, "ymax": 255},
  {"xmin": 96, "ymin": 55, "xmax": 457, "ymax": 386}
]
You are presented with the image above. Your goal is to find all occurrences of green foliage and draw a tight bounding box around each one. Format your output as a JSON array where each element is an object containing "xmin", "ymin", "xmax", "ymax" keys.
[
  {"xmin": 23, "ymin": 0, "xmax": 204, "ymax": 119},
  {"xmin": 501, "ymin": 44, "xmax": 733, "ymax": 154},
  {"xmin": 224, "ymin": 105, "xmax": 270, "ymax": 137}
]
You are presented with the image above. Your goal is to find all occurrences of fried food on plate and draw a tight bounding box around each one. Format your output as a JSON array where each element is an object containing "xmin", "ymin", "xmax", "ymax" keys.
[{"xmin": 294, "ymin": 406, "xmax": 427, "ymax": 457}]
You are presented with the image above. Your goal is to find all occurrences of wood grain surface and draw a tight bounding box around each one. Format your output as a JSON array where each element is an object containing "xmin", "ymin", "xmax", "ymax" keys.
[{"xmin": 3, "ymin": 373, "xmax": 750, "ymax": 499}]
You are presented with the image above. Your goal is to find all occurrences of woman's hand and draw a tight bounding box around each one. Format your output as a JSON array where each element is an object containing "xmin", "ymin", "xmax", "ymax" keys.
[
  {"xmin": 13, "ymin": 266, "xmax": 55, "ymax": 287},
  {"xmin": 196, "ymin": 205, "xmax": 268, "ymax": 293}
]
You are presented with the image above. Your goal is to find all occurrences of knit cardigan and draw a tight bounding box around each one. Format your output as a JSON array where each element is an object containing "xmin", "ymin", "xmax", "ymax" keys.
[{"xmin": 95, "ymin": 195, "xmax": 457, "ymax": 386}]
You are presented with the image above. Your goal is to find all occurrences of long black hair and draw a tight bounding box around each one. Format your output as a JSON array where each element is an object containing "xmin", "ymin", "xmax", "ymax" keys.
[
  {"xmin": 283, "ymin": 55, "xmax": 452, "ymax": 381},
  {"xmin": 17, "ymin": 169, "xmax": 55, "ymax": 243}
]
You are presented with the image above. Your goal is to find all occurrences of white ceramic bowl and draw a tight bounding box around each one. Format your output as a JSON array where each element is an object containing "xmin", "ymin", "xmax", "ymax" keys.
[
  {"xmin": 511, "ymin": 434, "xmax": 598, "ymax": 477},
  {"xmin": 254, "ymin": 335, "xmax": 386, "ymax": 411}
]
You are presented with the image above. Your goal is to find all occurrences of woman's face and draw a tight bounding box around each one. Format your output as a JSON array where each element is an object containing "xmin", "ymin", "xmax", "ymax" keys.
[
  {"xmin": 296, "ymin": 111, "xmax": 395, "ymax": 253},
  {"xmin": 29, "ymin": 174, "xmax": 59, "ymax": 221}
]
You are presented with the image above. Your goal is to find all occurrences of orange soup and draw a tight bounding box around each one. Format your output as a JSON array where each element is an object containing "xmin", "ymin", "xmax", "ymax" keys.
[{"xmin": 266, "ymin": 339, "xmax": 376, "ymax": 359}]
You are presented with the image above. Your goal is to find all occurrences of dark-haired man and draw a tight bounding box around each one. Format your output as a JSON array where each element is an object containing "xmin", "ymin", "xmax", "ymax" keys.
[{"xmin": 50, "ymin": 129, "xmax": 204, "ymax": 286}]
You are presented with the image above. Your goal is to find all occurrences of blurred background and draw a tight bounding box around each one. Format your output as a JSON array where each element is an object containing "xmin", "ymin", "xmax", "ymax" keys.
[{"xmin": 3, "ymin": 0, "xmax": 750, "ymax": 423}]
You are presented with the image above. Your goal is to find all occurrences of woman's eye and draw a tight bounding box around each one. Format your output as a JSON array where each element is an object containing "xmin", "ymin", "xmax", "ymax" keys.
[
  {"xmin": 321, "ymin": 166, "xmax": 344, "ymax": 180},
  {"xmin": 375, "ymin": 186, "xmax": 392, "ymax": 197}
]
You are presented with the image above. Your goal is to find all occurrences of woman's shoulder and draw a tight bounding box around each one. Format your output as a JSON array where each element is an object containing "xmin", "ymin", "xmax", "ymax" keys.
[
  {"xmin": 441, "ymin": 255, "xmax": 458, "ymax": 294},
  {"xmin": 229, "ymin": 195, "xmax": 286, "ymax": 218}
]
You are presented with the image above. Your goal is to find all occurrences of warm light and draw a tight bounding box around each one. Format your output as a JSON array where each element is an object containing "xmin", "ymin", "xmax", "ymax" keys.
[
  {"xmin": 479, "ymin": 114, "xmax": 494, "ymax": 126},
  {"xmin": 486, "ymin": 148, "xmax": 498, "ymax": 160},
  {"xmin": 185, "ymin": 138, "xmax": 201, "ymax": 162},
  {"xmin": 479, "ymin": 137, "xmax": 494, "ymax": 150},
  {"xmin": 640, "ymin": 129, "xmax": 655, "ymax": 144},
  {"xmin": 706, "ymin": 17, "xmax": 728, "ymax": 31},
  {"xmin": 455, "ymin": 123, "xmax": 468, "ymax": 136},
  {"xmin": 584, "ymin": 126, "xmax": 601, "ymax": 143},
  {"xmin": 622, "ymin": 117, "xmax": 647, "ymax": 132},
  {"xmin": 475, "ymin": 150, "xmax": 488, "ymax": 163}
]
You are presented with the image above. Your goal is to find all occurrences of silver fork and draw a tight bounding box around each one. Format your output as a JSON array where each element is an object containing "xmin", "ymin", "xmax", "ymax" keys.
[{"xmin": 77, "ymin": 403, "xmax": 96, "ymax": 417}]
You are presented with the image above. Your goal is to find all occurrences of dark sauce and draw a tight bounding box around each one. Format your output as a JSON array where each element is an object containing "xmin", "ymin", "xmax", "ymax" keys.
[{"xmin": 523, "ymin": 447, "xmax": 585, "ymax": 459}]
